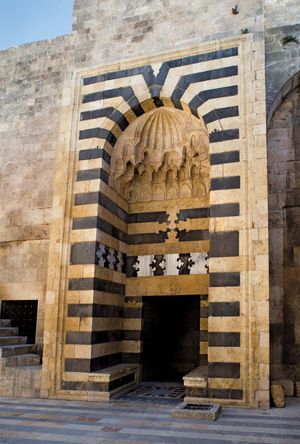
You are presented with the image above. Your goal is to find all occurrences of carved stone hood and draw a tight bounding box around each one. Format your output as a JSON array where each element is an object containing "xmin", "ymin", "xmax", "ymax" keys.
[
  {"xmin": 110, "ymin": 106, "xmax": 209, "ymax": 202},
  {"xmin": 133, "ymin": 107, "xmax": 189, "ymax": 170}
]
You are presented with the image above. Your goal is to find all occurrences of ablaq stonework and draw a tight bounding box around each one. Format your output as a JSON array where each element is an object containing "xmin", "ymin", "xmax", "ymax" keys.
[{"xmin": 0, "ymin": 0, "xmax": 300, "ymax": 408}]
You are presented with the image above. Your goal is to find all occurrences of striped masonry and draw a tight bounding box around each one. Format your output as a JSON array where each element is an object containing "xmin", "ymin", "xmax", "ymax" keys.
[{"xmin": 64, "ymin": 44, "xmax": 243, "ymax": 400}]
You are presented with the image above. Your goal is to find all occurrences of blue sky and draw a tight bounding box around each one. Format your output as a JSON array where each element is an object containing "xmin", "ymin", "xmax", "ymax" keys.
[{"xmin": 0, "ymin": 0, "xmax": 73, "ymax": 51}]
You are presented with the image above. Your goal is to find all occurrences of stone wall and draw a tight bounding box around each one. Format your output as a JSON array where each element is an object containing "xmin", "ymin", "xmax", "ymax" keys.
[
  {"xmin": 0, "ymin": 37, "xmax": 70, "ymax": 343},
  {"xmin": 265, "ymin": 0, "xmax": 300, "ymax": 386},
  {"xmin": 268, "ymin": 86, "xmax": 300, "ymax": 383},
  {"xmin": 265, "ymin": 0, "xmax": 300, "ymax": 116},
  {"xmin": 71, "ymin": 0, "xmax": 263, "ymax": 68}
]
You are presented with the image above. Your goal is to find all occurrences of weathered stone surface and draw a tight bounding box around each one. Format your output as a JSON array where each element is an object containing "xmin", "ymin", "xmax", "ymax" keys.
[
  {"xmin": 268, "ymin": 87, "xmax": 300, "ymax": 385},
  {"xmin": 172, "ymin": 402, "xmax": 221, "ymax": 421},
  {"xmin": 271, "ymin": 384, "xmax": 285, "ymax": 408},
  {"xmin": 273, "ymin": 379, "xmax": 294, "ymax": 397},
  {"xmin": 0, "ymin": 36, "xmax": 71, "ymax": 345},
  {"xmin": 72, "ymin": 0, "xmax": 264, "ymax": 68}
]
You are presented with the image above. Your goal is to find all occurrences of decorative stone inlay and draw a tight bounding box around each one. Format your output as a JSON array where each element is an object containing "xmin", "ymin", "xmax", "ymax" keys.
[
  {"xmin": 177, "ymin": 253, "xmax": 194, "ymax": 274},
  {"xmin": 161, "ymin": 209, "xmax": 210, "ymax": 244},
  {"xmin": 96, "ymin": 243, "xmax": 126, "ymax": 273},
  {"xmin": 107, "ymin": 248, "xmax": 116, "ymax": 270},
  {"xmin": 96, "ymin": 244, "xmax": 106, "ymax": 267},
  {"xmin": 115, "ymin": 251, "xmax": 124, "ymax": 273},
  {"xmin": 149, "ymin": 255, "xmax": 165, "ymax": 276},
  {"xmin": 131, "ymin": 253, "xmax": 208, "ymax": 277}
]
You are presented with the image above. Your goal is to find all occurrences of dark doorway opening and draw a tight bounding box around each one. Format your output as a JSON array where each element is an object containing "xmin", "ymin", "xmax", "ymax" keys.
[
  {"xmin": 1, "ymin": 300, "xmax": 38, "ymax": 344},
  {"xmin": 142, "ymin": 296, "xmax": 200, "ymax": 381}
]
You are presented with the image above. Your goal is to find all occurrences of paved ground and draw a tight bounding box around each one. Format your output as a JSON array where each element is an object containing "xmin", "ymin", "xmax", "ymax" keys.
[{"xmin": 0, "ymin": 396, "xmax": 299, "ymax": 443}]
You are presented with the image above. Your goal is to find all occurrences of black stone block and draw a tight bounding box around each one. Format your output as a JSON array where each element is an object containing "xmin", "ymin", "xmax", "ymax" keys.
[
  {"xmin": 90, "ymin": 353, "xmax": 122, "ymax": 372},
  {"xmin": 210, "ymin": 203, "xmax": 240, "ymax": 217},
  {"xmin": 75, "ymin": 192, "xmax": 99, "ymax": 206},
  {"xmin": 210, "ymin": 231, "xmax": 239, "ymax": 257},
  {"xmin": 79, "ymin": 147, "xmax": 111, "ymax": 164},
  {"xmin": 210, "ymin": 272, "xmax": 240, "ymax": 287},
  {"xmin": 128, "ymin": 211, "xmax": 168, "ymax": 224},
  {"xmin": 70, "ymin": 242, "xmax": 97, "ymax": 264},
  {"xmin": 210, "ymin": 151, "xmax": 240, "ymax": 165},
  {"xmin": 77, "ymin": 169, "xmax": 101, "ymax": 181},
  {"xmin": 126, "ymin": 256, "xmax": 138, "ymax": 277},
  {"xmin": 203, "ymin": 106, "xmax": 239, "ymax": 124},
  {"xmin": 68, "ymin": 278, "xmax": 125, "ymax": 295},
  {"xmin": 209, "ymin": 302, "xmax": 240, "ymax": 317},
  {"xmin": 209, "ymin": 129, "xmax": 239, "ymax": 143},
  {"xmin": 177, "ymin": 208, "xmax": 209, "ymax": 221},
  {"xmin": 208, "ymin": 362, "xmax": 240, "ymax": 378},
  {"xmin": 72, "ymin": 216, "xmax": 97, "ymax": 230},
  {"xmin": 208, "ymin": 332, "xmax": 240, "ymax": 347},
  {"xmin": 211, "ymin": 176, "xmax": 240, "ymax": 190},
  {"xmin": 65, "ymin": 358, "xmax": 91, "ymax": 372}
]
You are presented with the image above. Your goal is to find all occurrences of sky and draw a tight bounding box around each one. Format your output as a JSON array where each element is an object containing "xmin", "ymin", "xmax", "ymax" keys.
[{"xmin": 0, "ymin": 0, "xmax": 74, "ymax": 51}]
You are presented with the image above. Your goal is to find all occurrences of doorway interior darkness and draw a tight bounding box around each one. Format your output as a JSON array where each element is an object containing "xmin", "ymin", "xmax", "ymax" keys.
[{"xmin": 142, "ymin": 296, "xmax": 200, "ymax": 382}]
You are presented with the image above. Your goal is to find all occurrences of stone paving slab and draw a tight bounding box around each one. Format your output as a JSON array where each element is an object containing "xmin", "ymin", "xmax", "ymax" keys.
[{"xmin": 0, "ymin": 397, "xmax": 298, "ymax": 443}]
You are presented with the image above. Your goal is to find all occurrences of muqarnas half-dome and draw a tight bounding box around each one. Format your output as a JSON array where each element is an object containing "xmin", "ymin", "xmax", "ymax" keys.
[
  {"xmin": 110, "ymin": 106, "xmax": 209, "ymax": 202},
  {"xmin": 133, "ymin": 107, "xmax": 189, "ymax": 170}
]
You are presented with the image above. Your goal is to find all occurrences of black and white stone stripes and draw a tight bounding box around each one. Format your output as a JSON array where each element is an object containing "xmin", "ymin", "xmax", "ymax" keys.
[{"xmin": 64, "ymin": 44, "xmax": 244, "ymax": 402}]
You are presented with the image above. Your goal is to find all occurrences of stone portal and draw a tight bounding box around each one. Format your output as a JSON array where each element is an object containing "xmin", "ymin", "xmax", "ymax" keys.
[
  {"xmin": 41, "ymin": 41, "xmax": 270, "ymax": 407},
  {"xmin": 111, "ymin": 105, "xmax": 210, "ymax": 383}
]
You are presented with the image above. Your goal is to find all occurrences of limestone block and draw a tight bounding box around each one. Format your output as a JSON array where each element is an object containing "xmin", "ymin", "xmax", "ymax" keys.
[
  {"xmin": 273, "ymin": 379, "xmax": 294, "ymax": 397},
  {"xmin": 271, "ymin": 384, "xmax": 285, "ymax": 408}
]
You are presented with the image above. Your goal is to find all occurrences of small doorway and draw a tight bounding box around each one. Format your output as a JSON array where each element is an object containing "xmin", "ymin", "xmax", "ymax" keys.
[
  {"xmin": 1, "ymin": 300, "xmax": 38, "ymax": 344},
  {"xmin": 142, "ymin": 296, "xmax": 200, "ymax": 381}
]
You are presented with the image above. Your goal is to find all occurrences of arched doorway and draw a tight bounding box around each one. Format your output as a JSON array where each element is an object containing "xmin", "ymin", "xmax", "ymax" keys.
[{"xmin": 110, "ymin": 105, "xmax": 210, "ymax": 382}]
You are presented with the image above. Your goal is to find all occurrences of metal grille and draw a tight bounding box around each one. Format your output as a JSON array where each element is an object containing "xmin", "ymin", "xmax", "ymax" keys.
[{"xmin": 1, "ymin": 300, "xmax": 38, "ymax": 344}]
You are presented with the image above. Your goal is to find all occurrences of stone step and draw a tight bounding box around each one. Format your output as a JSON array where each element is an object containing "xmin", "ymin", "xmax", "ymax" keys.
[
  {"xmin": 13, "ymin": 364, "xmax": 42, "ymax": 373},
  {"xmin": 0, "ymin": 327, "xmax": 18, "ymax": 337},
  {"xmin": 0, "ymin": 344, "xmax": 34, "ymax": 357},
  {"xmin": 0, "ymin": 319, "xmax": 11, "ymax": 327},
  {"xmin": 0, "ymin": 336, "xmax": 27, "ymax": 346},
  {"xmin": 3, "ymin": 353, "xmax": 40, "ymax": 367}
]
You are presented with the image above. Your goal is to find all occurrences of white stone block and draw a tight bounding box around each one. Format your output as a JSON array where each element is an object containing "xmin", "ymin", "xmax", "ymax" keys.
[
  {"xmin": 190, "ymin": 253, "xmax": 208, "ymax": 274},
  {"xmin": 164, "ymin": 254, "xmax": 179, "ymax": 275},
  {"xmin": 135, "ymin": 255, "xmax": 153, "ymax": 276}
]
